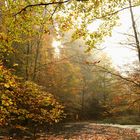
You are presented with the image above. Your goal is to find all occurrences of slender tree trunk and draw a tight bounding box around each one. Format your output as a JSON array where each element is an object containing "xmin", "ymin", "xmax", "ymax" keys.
[
  {"xmin": 0, "ymin": 1, "xmax": 3, "ymax": 29},
  {"xmin": 32, "ymin": 8, "xmax": 47, "ymax": 81},
  {"xmin": 103, "ymin": 71, "xmax": 106, "ymax": 106},
  {"xmin": 25, "ymin": 43, "xmax": 30, "ymax": 80},
  {"xmin": 32, "ymin": 24, "xmax": 44, "ymax": 81},
  {"xmin": 81, "ymin": 87, "xmax": 85, "ymax": 115},
  {"xmin": 129, "ymin": 0, "xmax": 140, "ymax": 64},
  {"xmin": 81, "ymin": 76, "xmax": 86, "ymax": 118},
  {"xmin": 32, "ymin": 37, "xmax": 41, "ymax": 81}
]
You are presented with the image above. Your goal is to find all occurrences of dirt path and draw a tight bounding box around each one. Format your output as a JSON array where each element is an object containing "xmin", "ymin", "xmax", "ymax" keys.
[
  {"xmin": 37, "ymin": 122, "xmax": 140, "ymax": 140},
  {"xmin": 0, "ymin": 122, "xmax": 140, "ymax": 139}
]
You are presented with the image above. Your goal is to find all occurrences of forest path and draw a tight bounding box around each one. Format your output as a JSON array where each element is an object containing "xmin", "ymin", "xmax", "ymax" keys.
[{"xmin": 37, "ymin": 122, "xmax": 140, "ymax": 140}]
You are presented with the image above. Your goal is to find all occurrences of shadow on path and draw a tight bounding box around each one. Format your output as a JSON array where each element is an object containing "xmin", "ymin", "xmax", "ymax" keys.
[{"xmin": 47, "ymin": 122, "xmax": 92, "ymax": 139}]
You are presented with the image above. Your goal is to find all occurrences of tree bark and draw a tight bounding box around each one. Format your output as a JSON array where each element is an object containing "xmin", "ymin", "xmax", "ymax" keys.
[{"xmin": 129, "ymin": 0, "xmax": 140, "ymax": 65}]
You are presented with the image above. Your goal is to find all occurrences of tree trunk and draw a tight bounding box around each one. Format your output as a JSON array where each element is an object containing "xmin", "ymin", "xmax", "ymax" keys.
[
  {"xmin": 32, "ymin": 38, "xmax": 41, "ymax": 81},
  {"xmin": 129, "ymin": 0, "xmax": 140, "ymax": 65},
  {"xmin": 0, "ymin": 1, "xmax": 3, "ymax": 30},
  {"xmin": 81, "ymin": 76, "xmax": 86, "ymax": 118},
  {"xmin": 25, "ymin": 43, "xmax": 30, "ymax": 80}
]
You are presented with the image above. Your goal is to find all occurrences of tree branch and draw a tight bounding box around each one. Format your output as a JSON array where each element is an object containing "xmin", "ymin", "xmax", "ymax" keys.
[
  {"xmin": 50, "ymin": 3, "xmax": 59, "ymax": 19},
  {"xmin": 14, "ymin": 0, "xmax": 70, "ymax": 16},
  {"xmin": 94, "ymin": 64, "xmax": 140, "ymax": 87},
  {"xmin": 73, "ymin": 59, "xmax": 140, "ymax": 87},
  {"xmin": 91, "ymin": 3, "xmax": 140, "ymax": 21},
  {"xmin": 129, "ymin": 98, "xmax": 140, "ymax": 108},
  {"xmin": 35, "ymin": 55, "xmax": 75, "ymax": 72}
]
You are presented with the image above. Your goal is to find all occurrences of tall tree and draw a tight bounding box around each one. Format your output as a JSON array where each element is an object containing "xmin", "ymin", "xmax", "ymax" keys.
[{"xmin": 129, "ymin": 0, "xmax": 140, "ymax": 65}]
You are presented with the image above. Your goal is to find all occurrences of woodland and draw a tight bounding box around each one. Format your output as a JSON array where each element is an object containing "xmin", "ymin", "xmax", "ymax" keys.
[{"xmin": 0, "ymin": 0, "xmax": 140, "ymax": 139}]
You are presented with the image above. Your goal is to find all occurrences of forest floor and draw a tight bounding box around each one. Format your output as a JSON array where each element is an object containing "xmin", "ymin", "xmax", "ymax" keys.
[
  {"xmin": 39, "ymin": 122, "xmax": 140, "ymax": 140},
  {"xmin": 0, "ymin": 122, "xmax": 140, "ymax": 140}
]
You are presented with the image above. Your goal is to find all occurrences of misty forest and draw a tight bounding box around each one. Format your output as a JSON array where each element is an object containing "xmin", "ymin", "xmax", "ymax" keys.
[{"xmin": 0, "ymin": 0, "xmax": 140, "ymax": 139}]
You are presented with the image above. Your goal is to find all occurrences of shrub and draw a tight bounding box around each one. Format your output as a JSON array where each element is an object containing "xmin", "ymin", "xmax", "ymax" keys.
[{"xmin": 0, "ymin": 64, "xmax": 64, "ymax": 134}]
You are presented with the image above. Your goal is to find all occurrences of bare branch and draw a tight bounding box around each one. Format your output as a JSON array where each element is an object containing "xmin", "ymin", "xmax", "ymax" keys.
[
  {"xmin": 117, "ymin": 32, "xmax": 135, "ymax": 38},
  {"xmin": 65, "ymin": 56, "xmax": 140, "ymax": 87},
  {"xmin": 14, "ymin": 0, "xmax": 70, "ymax": 16},
  {"xmin": 50, "ymin": 3, "xmax": 59, "ymax": 19},
  {"xmin": 96, "ymin": 65, "xmax": 140, "ymax": 87},
  {"xmin": 73, "ymin": 59, "xmax": 140, "ymax": 87}
]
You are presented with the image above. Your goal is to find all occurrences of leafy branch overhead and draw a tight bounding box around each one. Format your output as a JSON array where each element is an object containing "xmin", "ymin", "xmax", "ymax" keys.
[
  {"xmin": 14, "ymin": 0, "xmax": 71, "ymax": 16},
  {"xmin": 14, "ymin": 0, "xmax": 140, "ymax": 18},
  {"xmin": 11, "ymin": 0, "xmax": 140, "ymax": 52}
]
